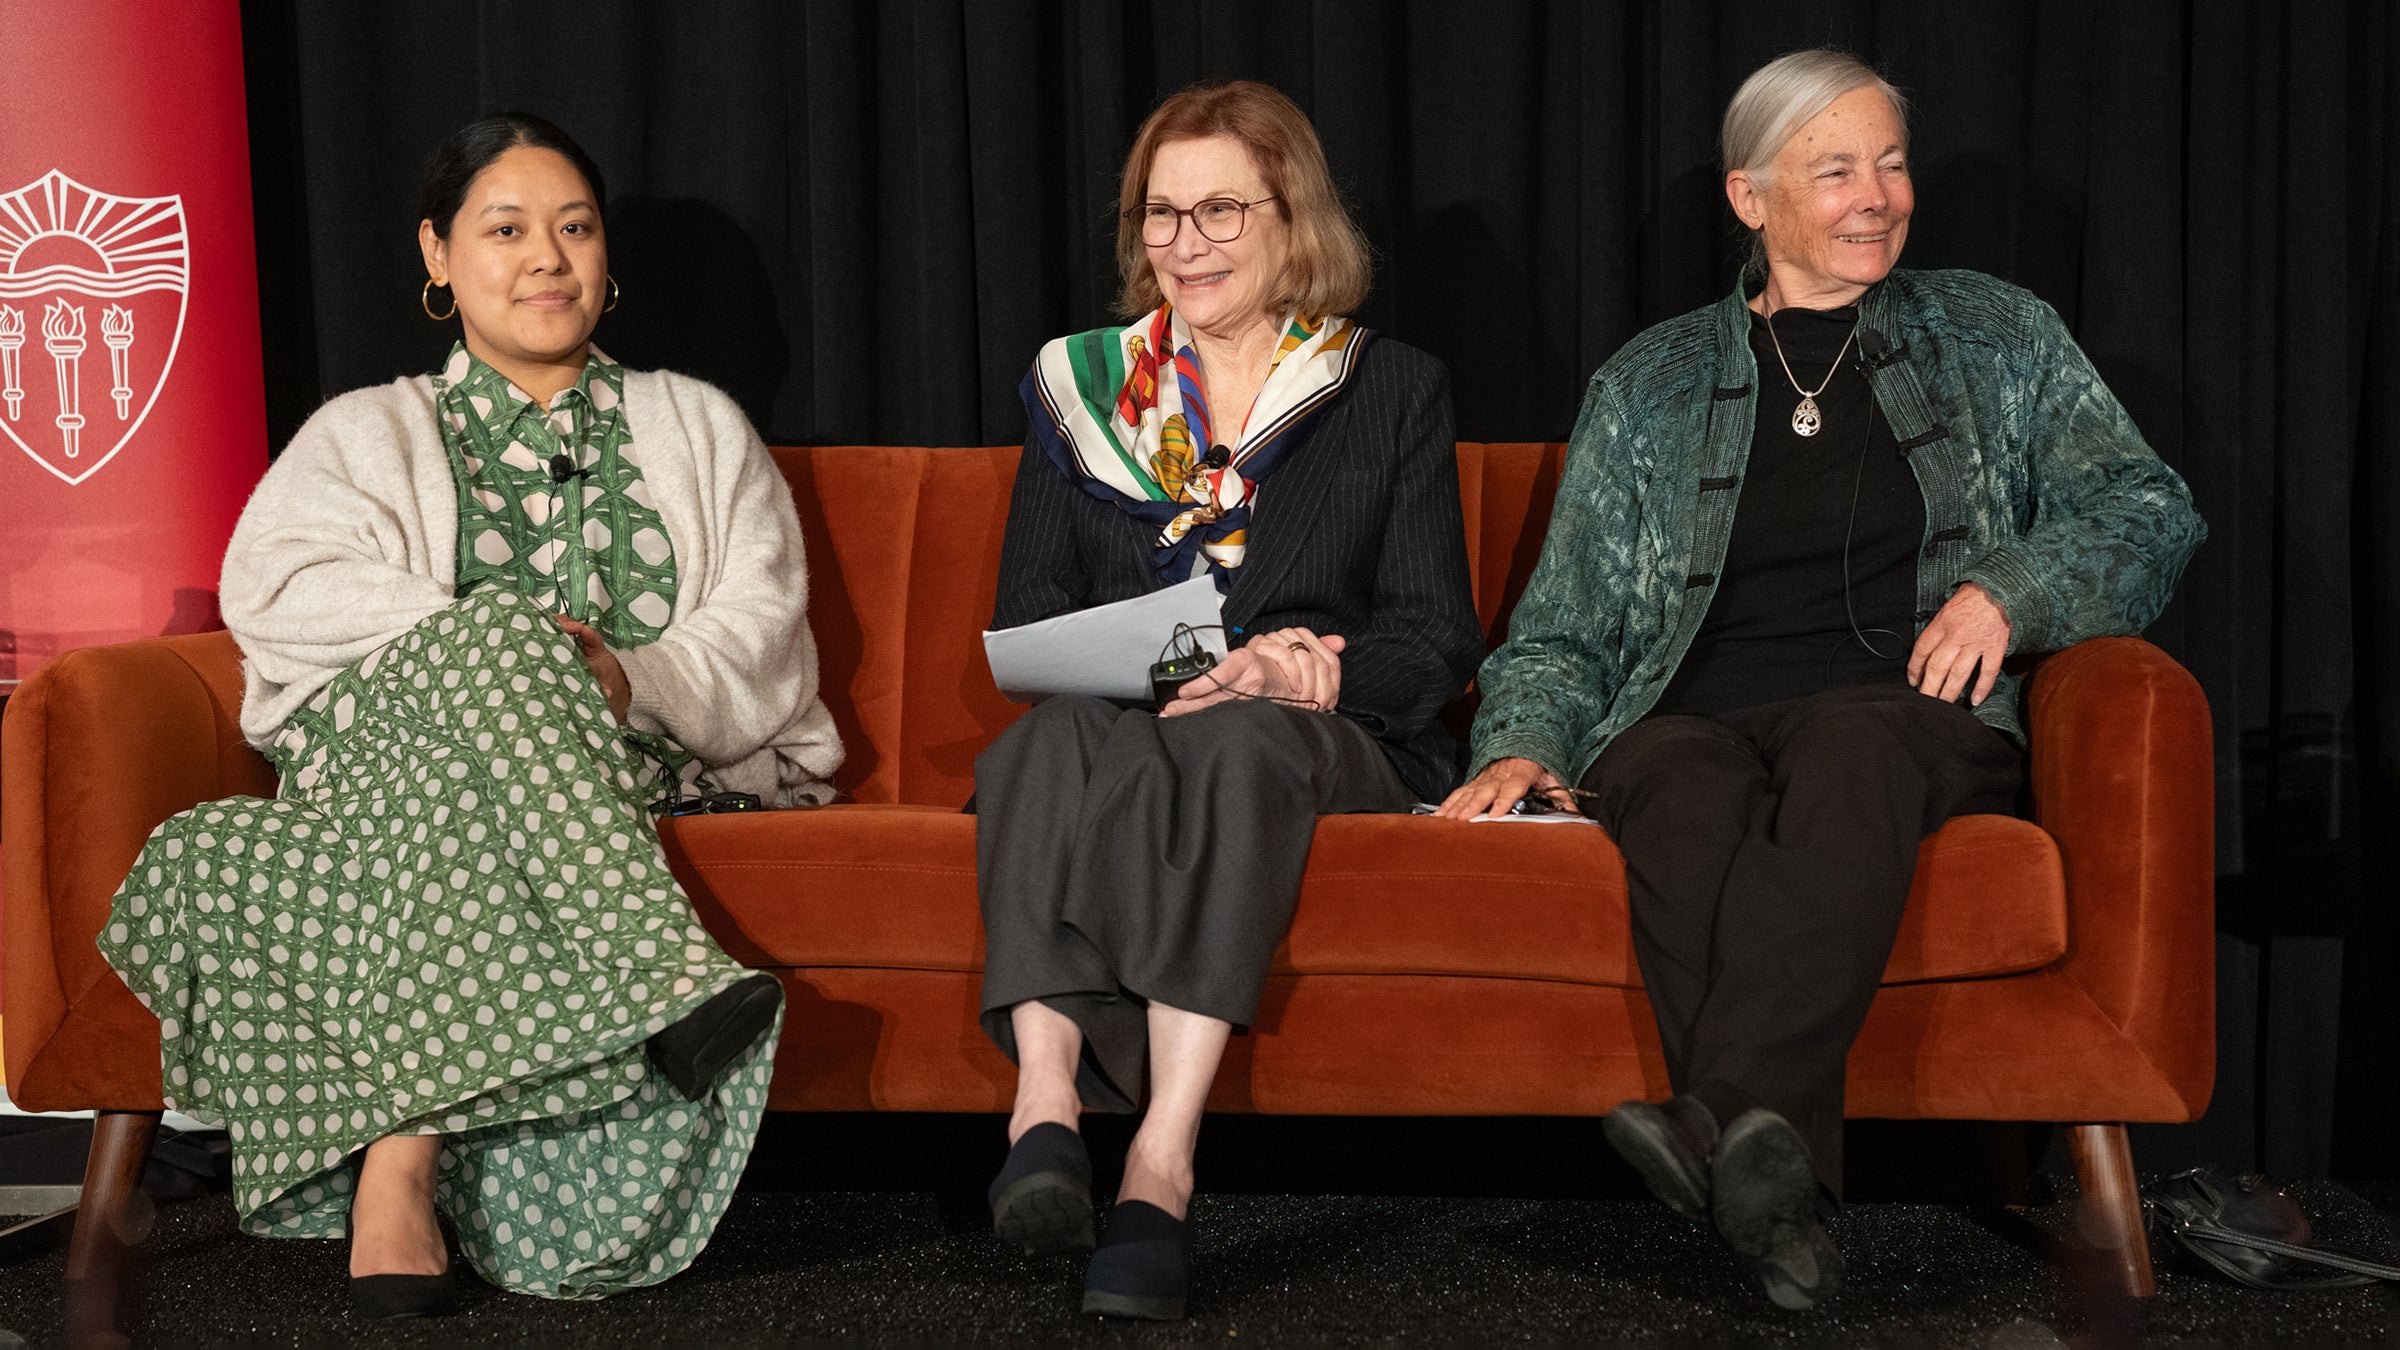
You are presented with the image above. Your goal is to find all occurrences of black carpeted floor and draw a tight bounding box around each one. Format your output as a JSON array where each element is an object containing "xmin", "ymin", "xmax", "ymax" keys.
[{"xmin": 1, "ymin": 1116, "xmax": 2395, "ymax": 1346}]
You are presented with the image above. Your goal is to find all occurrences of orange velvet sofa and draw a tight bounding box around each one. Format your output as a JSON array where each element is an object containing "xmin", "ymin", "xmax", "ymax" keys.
[{"xmin": 3, "ymin": 442, "xmax": 2212, "ymax": 1295}]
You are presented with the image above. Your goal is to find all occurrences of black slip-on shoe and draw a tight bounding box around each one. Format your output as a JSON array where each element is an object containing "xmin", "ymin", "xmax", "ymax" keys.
[
  {"xmin": 1710, "ymin": 1108, "xmax": 1844, "ymax": 1311},
  {"xmin": 348, "ymin": 1211, "xmax": 471, "ymax": 1322},
  {"xmin": 987, "ymin": 1121, "xmax": 1095, "ymax": 1256},
  {"xmin": 1602, "ymin": 1095, "xmax": 1719, "ymax": 1221},
  {"xmin": 350, "ymin": 1268, "xmax": 465, "ymax": 1322},
  {"xmin": 646, "ymin": 973, "xmax": 783, "ymax": 1100},
  {"xmin": 1080, "ymin": 1199, "xmax": 1190, "ymax": 1321}
]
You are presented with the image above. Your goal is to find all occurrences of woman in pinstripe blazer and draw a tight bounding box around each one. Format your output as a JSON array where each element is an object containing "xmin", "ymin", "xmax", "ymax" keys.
[{"xmin": 971, "ymin": 81, "xmax": 1483, "ymax": 1321}]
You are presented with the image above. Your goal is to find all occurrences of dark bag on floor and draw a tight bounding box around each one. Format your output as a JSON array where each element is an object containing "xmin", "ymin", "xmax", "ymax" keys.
[{"xmin": 2141, "ymin": 1168, "xmax": 2400, "ymax": 1290}]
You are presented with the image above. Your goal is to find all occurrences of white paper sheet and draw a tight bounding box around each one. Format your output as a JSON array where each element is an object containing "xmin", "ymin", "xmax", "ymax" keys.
[{"xmin": 983, "ymin": 573, "xmax": 1231, "ymax": 703}]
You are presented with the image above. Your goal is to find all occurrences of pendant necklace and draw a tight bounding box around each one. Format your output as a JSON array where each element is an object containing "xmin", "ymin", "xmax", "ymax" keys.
[{"xmin": 1762, "ymin": 303, "xmax": 1861, "ymax": 438}]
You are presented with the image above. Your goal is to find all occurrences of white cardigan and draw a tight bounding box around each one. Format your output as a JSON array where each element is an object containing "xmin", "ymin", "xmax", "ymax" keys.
[{"xmin": 220, "ymin": 368, "xmax": 843, "ymax": 805}]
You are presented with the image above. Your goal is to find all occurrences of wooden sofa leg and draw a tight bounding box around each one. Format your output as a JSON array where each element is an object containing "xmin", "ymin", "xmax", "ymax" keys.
[
  {"xmin": 64, "ymin": 1110, "xmax": 163, "ymax": 1346},
  {"xmin": 2067, "ymin": 1122, "xmax": 2155, "ymax": 1297}
]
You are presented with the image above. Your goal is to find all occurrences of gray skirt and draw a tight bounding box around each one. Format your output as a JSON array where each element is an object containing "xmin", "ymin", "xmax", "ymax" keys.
[{"xmin": 975, "ymin": 694, "xmax": 1411, "ymax": 1111}]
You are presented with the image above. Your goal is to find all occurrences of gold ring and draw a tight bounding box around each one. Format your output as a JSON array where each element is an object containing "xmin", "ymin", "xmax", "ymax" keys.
[{"xmin": 1288, "ymin": 641, "xmax": 1309, "ymax": 652}]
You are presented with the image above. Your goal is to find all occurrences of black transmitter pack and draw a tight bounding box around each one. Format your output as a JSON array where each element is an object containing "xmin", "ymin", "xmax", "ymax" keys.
[{"xmin": 1149, "ymin": 648, "xmax": 1218, "ymax": 707}]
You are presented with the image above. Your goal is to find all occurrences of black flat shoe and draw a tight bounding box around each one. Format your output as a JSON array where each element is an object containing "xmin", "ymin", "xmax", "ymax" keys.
[
  {"xmin": 346, "ymin": 1196, "xmax": 468, "ymax": 1323},
  {"xmin": 1602, "ymin": 1095, "xmax": 1719, "ymax": 1221},
  {"xmin": 647, "ymin": 973, "xmax": 783, "ymax": 1100},
  {"xmin": 988, "ymin": 1121, "xmax": 1095, "ymax": 1256},
  {"xmin": 1710, "ymin": 1108, "xmax": 1844, "ymax": 1311},
  {"xmin": 1080, "ymin": 1200, "xmax": 1190, "ymax": 1321},
  {"xmin": 350, "ymin": 1269, "xmax": 466, "ymax": 1322}
]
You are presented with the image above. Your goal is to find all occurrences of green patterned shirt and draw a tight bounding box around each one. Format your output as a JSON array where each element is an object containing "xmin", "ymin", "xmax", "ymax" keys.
[
  {"xmin": 431, "ymin": 342, "xmax": 679, "ymax": 648},
  {"xmin": 431, "ymin": 343, "xmax": 702, "ymax": 798}
]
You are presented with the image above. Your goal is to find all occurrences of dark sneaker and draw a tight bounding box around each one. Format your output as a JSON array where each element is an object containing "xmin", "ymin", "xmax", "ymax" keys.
[
  {"xmin": 1602, "ymin": 1095, "xmax": 1720, "ymax": 1221},
  {"xmin": 1710, "ymin": 1108, "xmax": 1844, "ymax": 1310}
]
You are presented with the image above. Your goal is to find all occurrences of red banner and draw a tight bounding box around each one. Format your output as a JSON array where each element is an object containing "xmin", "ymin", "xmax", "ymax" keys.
[{"xmin": 0, "ymin": 0, "xmax": 267, "ymax": 688}]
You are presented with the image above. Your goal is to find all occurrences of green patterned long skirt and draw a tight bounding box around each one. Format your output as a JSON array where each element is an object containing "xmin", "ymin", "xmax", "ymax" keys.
[{"xmin": 98, "ymin": 590, "xmax": 779, "ymax": 1299}]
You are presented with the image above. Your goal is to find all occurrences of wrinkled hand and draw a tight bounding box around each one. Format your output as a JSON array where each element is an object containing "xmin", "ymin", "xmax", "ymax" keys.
[
  {"xmin": 1434, "ymin": 756, "xmax": 1571, "ymax": 820},
  {"xmin": 1160, "ymin": 628, "xmax": 1345, "ymax": 717},
  {"xmin": 1908, "ymin": 582, "xmax": 2012, "ymax": 706},
  {"xmin": 554, "ymin": 614, "xmax": 631, "ymax": 723}
]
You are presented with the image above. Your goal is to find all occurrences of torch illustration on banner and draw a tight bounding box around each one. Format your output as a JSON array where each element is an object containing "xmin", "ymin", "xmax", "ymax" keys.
[
  {"xmin": 44, "ymin": 300, "xmax": 87, "ymax": 459},
  {"xmin": 0, "ymin": 306, "xmax": 23, "ymax": 418},
  {"xmin": 0, "ymin": 169, "xmax": 192, "ymax": 486},
  {"xmin": 102, "ymin": 304, "xmax": 136, "ymax": 417}
]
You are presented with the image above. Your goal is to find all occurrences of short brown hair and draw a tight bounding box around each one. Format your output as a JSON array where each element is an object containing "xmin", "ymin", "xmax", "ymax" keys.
[{"xmin": 1114, "ymin": 80, "xmax": 1373, "ymax": 320}]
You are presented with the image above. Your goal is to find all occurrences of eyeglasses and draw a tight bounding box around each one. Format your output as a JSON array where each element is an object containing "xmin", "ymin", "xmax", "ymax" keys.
[
  {"xmin": 1516, "ymin": 785, "xmax": 1606, "ymax": 817},
  {"xmin": 1128, "ymin": 196, "xmax": 1281, "ymax": 247},
  {"xmin": 648, "ymin": 790, "xmax": 764, "ymax": 818}
]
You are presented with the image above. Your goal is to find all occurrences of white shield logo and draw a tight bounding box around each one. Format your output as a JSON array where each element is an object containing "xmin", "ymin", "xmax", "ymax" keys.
[{"xmin": 0, "ymin": 170, "xmax": 190, "ymax": 487}]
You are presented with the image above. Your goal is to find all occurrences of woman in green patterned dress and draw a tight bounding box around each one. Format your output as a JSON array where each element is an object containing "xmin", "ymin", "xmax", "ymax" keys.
[{"xmin": 98, "ymin": 114, "xmax": 842, "ymax": 1316}]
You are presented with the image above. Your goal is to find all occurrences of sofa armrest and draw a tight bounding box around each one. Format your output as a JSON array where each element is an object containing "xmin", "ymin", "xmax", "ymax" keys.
[
  {"xmin": 2026, "ymin": 636, "xmax": 2215, "ymax": 1117},
  {"xmin": 3, "ymin": 632, "xmax": 270, "ymax": 1099}
]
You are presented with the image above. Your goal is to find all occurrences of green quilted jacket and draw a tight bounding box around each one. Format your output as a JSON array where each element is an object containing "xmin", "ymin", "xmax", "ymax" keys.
[{"xmin": 1470, "ymin": 268, "xmax": 2205, "ymax": 782}]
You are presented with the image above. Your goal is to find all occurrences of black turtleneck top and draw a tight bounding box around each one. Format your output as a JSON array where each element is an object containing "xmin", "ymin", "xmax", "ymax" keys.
[{"xmin": 1648, "ymin": 303, "xmax": 1924, "ymax": 718}]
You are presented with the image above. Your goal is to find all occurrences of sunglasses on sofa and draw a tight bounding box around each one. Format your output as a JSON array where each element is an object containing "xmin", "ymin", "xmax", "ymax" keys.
[{"xmin": 649, "ymin": 791, "xmax": 765, "ymax": 818}]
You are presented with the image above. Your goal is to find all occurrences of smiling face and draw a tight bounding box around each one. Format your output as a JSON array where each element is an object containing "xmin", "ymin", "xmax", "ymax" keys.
[
  {"xmin": 418, "ymin": 145, "xmax": 607, "ymax": 395},
  {"xmin": 1726, "ymin": 86, "xmax": 1912, "ymax": 310},
  {"xmin": 1143, "ymin": 135, "xmax": 1292, "ymax": 340}
]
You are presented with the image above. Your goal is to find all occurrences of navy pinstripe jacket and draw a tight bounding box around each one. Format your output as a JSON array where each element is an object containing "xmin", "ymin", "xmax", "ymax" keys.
[{"xmin": 995, "ymin": 338, "xmax": 1486, "ymax": 801}]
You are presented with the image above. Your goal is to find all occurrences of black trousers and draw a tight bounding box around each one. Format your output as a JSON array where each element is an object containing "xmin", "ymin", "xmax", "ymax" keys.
[
  {"xmin": 1579, "ymin": 684, "xmax": 2025, "ymax": 1198},
  {"xmin": 976, "ymin": 694, "xmax": 1411, "ymax": 1112}
]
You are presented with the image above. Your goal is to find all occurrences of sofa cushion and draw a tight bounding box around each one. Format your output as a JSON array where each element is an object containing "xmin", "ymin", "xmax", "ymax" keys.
[
  {"xmin": 664, "ymin": 804, "xmax": 986, "ymax": 971},
  {"xmin": 661, "ymin": 805, "xmax": 2066, "ymax": 989},
  {"xmin": 780, "ymin": 446, "xmax": 1024, "ymax": 811}
]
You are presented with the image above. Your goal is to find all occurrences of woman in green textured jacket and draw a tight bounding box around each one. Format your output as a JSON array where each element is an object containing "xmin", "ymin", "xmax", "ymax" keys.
[{"xmin": 1439, "ymin": 49, "xmax": 2202, "ymax": 1310}]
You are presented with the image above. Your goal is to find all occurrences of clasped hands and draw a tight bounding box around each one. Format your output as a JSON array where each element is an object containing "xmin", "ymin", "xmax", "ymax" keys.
[
  {"xmin": 1436, "ymin": 583, "xmax": 2011, "ymax": 820},
  {"xmin": 1159, "ymin": 626, "xmax": 1345, "ymax": 717}
]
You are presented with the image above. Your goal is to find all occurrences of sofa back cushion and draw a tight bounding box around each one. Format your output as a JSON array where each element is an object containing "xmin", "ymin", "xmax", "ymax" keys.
[
  {"xmin": 784, "ymin": 443, "xmax": 1568, "ymax": 809},
  {"xmin": 777, "ymin": 446, "xmax": 1020, "ymax": 809}
]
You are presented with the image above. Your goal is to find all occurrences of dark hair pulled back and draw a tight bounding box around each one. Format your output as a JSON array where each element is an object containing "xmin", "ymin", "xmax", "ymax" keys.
[{"xmin": 419, "ymin": 112, "xmax": 607, "ymax": 239}]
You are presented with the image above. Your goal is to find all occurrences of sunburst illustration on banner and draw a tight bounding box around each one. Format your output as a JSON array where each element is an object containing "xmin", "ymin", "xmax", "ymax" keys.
[{"xmin": 0, "ymin": 169, "xmax": 189, "ymax": 487}]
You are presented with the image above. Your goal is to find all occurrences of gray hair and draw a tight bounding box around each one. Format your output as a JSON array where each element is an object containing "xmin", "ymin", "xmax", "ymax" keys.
[{"xmin": 1721, "ymin": 50, "xmax": 1910, "ymax": 274}]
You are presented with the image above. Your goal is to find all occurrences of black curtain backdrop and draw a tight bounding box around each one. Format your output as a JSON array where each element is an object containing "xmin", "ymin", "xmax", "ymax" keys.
[{"xmin": 238, "ymin": 2, "xmax": 2398, "ymax": 1177}]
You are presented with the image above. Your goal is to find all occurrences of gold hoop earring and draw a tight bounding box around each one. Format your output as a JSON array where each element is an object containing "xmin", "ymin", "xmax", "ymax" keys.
[
  {"xmin": 604, "ymin": 276, "xmax": 620, "ymax": 313},
  {"xmin": 421, "ymin": 279, "xmax": 455, "ymax": 321}
]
